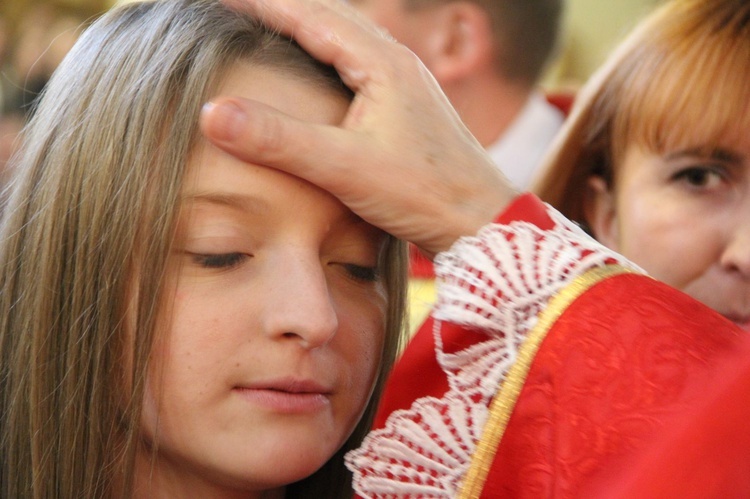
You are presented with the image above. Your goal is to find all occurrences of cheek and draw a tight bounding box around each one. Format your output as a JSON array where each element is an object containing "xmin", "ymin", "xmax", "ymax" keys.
[
  {"xmin": 614, "ymin": 190, "xmax": 716, "ymax": 287},
  {"xmin": 362, "ymin": 6, "xmax": 400, "ymax": 33},
  {"xmin": 333, "ymin": 287, "xmax": 388, "ymax": 392},
  {"xmin": 140, "ymin": 289, "xmax": 246, "ymax": 427}
]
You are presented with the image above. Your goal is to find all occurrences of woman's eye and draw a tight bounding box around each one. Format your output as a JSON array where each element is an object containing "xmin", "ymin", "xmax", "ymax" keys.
[
  {"xmin": 671, "ymin": 166, "xmax": 725, "ymax": 189},
  {"xmin": 343, "ymin": 264, "xmax": 380, "ymax": 283},
  {"xmin": 191, "ymin": 252, "xmax": 247, "ymax": 269}
]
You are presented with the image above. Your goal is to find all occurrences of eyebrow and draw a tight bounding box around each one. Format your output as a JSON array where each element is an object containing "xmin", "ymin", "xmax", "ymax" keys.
[
  {"xmin": 665, "ymin": 147, "xmax": 744, "ymax": 164},
  {"xmin": 181, "ymin": 192, "xmax": 272, "ymax": 217},
  {"xmin": 181, "ymin": 191, "xmax": 367, "ymax": 226}
]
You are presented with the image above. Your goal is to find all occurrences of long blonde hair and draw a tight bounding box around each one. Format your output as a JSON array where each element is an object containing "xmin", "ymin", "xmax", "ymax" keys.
[
  {"xmin": 534, "ymin": 0, "xmax": 750, "ymax": 226},
  {"xmin": 0, "ymin": 1, "xmax": 407, "ymax": 497}
]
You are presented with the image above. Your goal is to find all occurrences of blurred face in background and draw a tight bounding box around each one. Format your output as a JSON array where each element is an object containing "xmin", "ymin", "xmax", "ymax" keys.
[
  {"xmin": 588, "ymin": 134, "xmax": 750, "ymax": 331},
  {"xmin": 347, "ymin": 0, "xmax": 439, "ymax": 65}
]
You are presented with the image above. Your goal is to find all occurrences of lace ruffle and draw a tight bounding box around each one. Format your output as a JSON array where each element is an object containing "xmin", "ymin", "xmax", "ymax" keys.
[{"xmin": 346, "ymin": 205, "xmax": 639, "ymax": 498}]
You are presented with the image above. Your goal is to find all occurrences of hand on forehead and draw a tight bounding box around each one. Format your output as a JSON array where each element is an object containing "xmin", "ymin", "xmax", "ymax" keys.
[
  {"xmin": 223, "ymin": 0, "xmax": 396, "ymax": 89},
  {"xmin": 205, "ymin": 0, "xmax": 514, "ymax": 257}
]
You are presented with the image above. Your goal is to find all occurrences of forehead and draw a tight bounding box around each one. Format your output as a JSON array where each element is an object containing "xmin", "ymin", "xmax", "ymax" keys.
[
  {"xmin": 182, "ymin": 159, "xmax": 363, "ymax": 230},
  {"xmin": 183, "ymin": 61, "xmax": 364, "ymax": 231},
  {"xmin": 215, "ymin": 61, "xmax": 349, "ymax": 126}
]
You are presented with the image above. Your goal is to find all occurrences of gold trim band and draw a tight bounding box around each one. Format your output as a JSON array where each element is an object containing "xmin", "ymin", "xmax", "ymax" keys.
[{"xmin": 458, "ymin": 264, "xmax": 633, "ymax": 499}]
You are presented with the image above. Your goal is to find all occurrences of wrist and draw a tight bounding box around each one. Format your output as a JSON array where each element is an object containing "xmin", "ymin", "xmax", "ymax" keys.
[{"xmin": 420, "ymin": 182, "xmax": 519, "ymax": 258}]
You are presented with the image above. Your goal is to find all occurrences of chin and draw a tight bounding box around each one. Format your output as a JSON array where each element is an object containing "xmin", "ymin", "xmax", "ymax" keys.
[{"xmin": 245, "ymin": 443, "xmax": 336, "ymax": 485}]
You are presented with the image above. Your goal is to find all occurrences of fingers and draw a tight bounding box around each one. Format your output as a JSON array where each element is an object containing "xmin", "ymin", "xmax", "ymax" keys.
[
  {"xmin": 205, "ymin": 0, "xmax": 518, "ymax": 255},
  {"xmin": 223, "ymin": 0, "xmax": 403, "ymax": 91},
  {"xmin": 200, "ymin": 97, "xmax": 351, "ymax": 189}
]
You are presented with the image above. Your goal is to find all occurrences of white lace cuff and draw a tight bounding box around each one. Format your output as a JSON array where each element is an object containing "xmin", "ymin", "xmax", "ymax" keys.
[{"xmin": 347, "ymin": 203, "xmax": 641, "ymax": 498}]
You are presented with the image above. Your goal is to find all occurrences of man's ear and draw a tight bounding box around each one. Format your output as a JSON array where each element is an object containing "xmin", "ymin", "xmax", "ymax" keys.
[
  {"xmin": 584, "ymin": 175, "xmax": 620, "ymax": 250},
  {"xmin": 423, "ymin": 2, "xmax": 493, "ymax": 83}
]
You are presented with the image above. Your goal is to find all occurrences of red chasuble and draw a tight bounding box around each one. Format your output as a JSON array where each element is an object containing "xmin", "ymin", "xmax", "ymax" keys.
[
  {"xmin": 354, "ymin": 194, "xmax": 750, "ymax": 498},
  {"xmin": 466, "ymin": 270, "xmax": 750, "ymax": 498}
]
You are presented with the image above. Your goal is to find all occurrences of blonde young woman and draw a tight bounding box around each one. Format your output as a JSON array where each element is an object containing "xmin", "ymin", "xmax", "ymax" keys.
[
  {"xmin": 200, "ymin": 0, "xmax": 750, "ymax": 496},
  {"xmin": 0, "ymin": 0, "xmax": 407, "ymax": 497},
  {"xmin": 534, "ymin": 0, "xmax": 750, "ymax": 330}
]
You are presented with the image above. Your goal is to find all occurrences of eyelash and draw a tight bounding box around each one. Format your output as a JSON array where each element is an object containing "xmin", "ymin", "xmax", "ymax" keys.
[
  {"xmin": 343, "ymin": 264, "xmax": 381, "ymax": 283},
  {"xmin": 187, "ymin": 253, "xmax": 380, "ymax": 282},
  {"xmin": 671, "ymin": 165, "xmax": 726, "ymax": 189},
  {"xmin": 191, "ymin": 252, "xmax": 247, "ymax": 269}
]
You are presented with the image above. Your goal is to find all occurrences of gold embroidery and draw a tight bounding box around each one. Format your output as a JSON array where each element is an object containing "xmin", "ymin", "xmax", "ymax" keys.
[{"xmin": 457, "ymin": 264, "xmax": 634, "ymax": 499}]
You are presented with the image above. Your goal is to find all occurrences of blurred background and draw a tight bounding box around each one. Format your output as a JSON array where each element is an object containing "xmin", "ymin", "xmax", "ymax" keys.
[
  {"xmin": 0, "ymin": 0, "xmax": 661, "ymax": 177},
  {"xmin": 551, "ymin": 0, "xmax": 660, "ymax": 86}
]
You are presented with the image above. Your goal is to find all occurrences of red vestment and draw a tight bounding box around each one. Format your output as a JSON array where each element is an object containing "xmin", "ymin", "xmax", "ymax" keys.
[{"xmin": 348, "ymin": 194, "xmax": 750, "ymax": 498}]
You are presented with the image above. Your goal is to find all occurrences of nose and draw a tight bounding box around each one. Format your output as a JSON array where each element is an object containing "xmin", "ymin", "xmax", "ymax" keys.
[
  {"xmin": 720, "ymin": 216, "xmax": 750, "ymax": 280},
  {"xmin": 261, "ymin": 252, "xmax": 339, "ymax": 349}
]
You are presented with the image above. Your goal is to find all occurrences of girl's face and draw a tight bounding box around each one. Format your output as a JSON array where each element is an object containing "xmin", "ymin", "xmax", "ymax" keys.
[
  {"xmin": 137, "ymin": 63, "xmax": 388, "ymax": 497},
  {"xmin": 587, "ymin": 137, "xmax": 750, "ymax": 331}
]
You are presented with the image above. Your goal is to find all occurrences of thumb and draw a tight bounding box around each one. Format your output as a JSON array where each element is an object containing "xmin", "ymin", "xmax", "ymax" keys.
[{"xmin": 200, "ymin": 96, "xmax": 350, "ymax": 187}]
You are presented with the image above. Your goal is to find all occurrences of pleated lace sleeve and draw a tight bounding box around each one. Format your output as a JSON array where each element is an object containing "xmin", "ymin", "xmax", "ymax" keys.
[{"xmin": 346, "ymin": 202, "xmax": 641, "ymax": 498}]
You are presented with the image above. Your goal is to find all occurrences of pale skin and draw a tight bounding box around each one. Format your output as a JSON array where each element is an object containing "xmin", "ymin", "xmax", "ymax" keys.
[
  {"xmin": 134, "ymin": 61, "xmax": 388, "ymax": 498},
  {"xmin": 195, "ymin": 4, "xmax": 750, "ymax": 497},
  {"xmin": 347, "ymin": 0, "xmax": 440, "ymax": 60},
  {"xmin": 204, "ymin": 0, "xmax": 516, "ymax": 260},
  {"xmin": 203, "ymin": 0, "xmax": 750, "ymax": 334},
  {"xmin": 587, "ymin": 140, "xmax": 750, "ymax": 330},
  {"xmin": 344, "ymin": 0, "xmax": 529, "ymax": 148}
]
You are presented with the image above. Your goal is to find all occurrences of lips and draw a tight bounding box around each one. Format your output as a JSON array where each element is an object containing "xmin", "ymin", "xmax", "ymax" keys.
[{"xmin": 234, "ymin": 378, "xmax": 333, "ymax": 413}]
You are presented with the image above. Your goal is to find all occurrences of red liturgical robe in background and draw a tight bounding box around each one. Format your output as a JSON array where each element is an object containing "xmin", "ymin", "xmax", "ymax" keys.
[{"xmin": 346, "ymin": 194, "xmax": 750, "ymax": 498}]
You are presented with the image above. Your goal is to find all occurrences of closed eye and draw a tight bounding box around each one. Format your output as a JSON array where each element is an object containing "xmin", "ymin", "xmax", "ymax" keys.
[
  {"xmin": 342, "ymin": 264, "xmax": 380, "ymax": 283},
  {"xmin": 190, "ymin": 252, "xmax": 248, "ymax": 269}
]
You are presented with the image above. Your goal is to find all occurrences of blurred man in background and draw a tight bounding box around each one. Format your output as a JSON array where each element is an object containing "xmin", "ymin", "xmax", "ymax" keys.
[
  {"xmin": 349, "ymin": 0, "xmax": 565, "ymax": 189},
  {"xmin": 349, "ymin": 0, "xmax": 566, "ymax": 328}
]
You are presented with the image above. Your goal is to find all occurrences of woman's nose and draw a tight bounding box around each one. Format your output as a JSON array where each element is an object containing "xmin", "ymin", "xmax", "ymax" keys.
[
  {"xmin": 720, "ymin": 216, "xmax": 750, "ymax": 279},
  {"xmin": 260, "ymin": 254, "xmax": 339, "ymax": 349}
]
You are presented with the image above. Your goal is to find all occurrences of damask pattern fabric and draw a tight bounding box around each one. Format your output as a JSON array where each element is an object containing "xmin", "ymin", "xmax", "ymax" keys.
[
  {"xmin": 347, "ymin": 194, "xmax": 750, "ymax": 498},
  {"xmin": 346, "ymin": 196, "xmax": 635, "ymax": 497}
]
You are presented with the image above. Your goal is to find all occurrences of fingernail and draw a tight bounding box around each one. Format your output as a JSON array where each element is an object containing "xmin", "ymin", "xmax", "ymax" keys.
[{"xmin": 202, "ymin": 101, "xmax": 246, "ymax": 142}]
